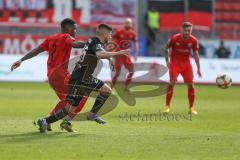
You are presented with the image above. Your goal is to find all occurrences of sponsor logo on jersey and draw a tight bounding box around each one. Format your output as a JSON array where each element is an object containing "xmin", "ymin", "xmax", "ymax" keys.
[{"xmin": 176, "ymin": 48, "xmax": 189, "ymax": 53}]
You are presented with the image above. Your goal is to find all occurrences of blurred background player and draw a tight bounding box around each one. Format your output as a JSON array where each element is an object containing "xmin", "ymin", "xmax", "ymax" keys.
[
  {"xmin": 164, "ymin": 22, "xmax": 202, "ymax": 115},
  {"xmin": 214, "ymin": 40, "xmax": 231, "ymax": 58},
  {"xmin": 111, "ymin": 18, "xmax": 138, "ymax": 90},
  {"xmin": 36, "ymin": 24, "xmax": 129, "ymax": 133},
  {"xmin": 10, "ymin": 18, "xmax": 87, "ymax": 132},
  {"xmin": 146, "ymin": 7, "xmax": 160, "ymax": 56}
]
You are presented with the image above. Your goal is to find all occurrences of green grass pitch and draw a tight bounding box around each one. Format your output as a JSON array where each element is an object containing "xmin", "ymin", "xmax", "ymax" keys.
[{"xmin": 0, "ymin": 82, "xmax": 239, "ymax": 160}]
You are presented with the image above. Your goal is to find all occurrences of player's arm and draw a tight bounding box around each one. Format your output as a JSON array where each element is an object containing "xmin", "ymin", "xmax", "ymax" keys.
[
  {"xmin": 70, "ymin": 41, "xmax": 85, "ymax": 48},
  {"xmin": 133, "ymin": 35, "xmax": 138, "ymax": 61},
  {"xmin": 192, "ymin": 39, "xmax": 202, "ymax": 77},
  {"xmin": 193, "ymin": 51, "xmax": 202, "ymax": 77},
  {"xmin": 11, "ymin": 47, "xmax": 44, "ymax": 71},
  {"xmin": 96, "ymin": 49, "xmax": 129, "ymax": 59},
  {"xmin": 165, "ymin": 38, "xmax": 173, "ymax": 68},
  {"xmin": 165, "ymin": 48, "xmax": 170, "ymax": 68}
]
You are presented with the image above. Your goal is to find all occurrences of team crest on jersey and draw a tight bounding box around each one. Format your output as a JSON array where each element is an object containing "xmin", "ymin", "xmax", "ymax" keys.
[{"xmin": 188, "ymin": 43, "xmax": 192, "ymax": 47}]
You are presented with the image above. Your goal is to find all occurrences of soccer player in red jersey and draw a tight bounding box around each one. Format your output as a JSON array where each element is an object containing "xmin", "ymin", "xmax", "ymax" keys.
[
  {"xmin": 111, "ymin": 18, "xmax": 138, "ymax": 90},
  {"xmin": 164, "ymin": 22, "xmax": 202, "ymax": 115},
  {"xmin": 10, "ymin": 18, "xmax": 87, "ymax": 131}
]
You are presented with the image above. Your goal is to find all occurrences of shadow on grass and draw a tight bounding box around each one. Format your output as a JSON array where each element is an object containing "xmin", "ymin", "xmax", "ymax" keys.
[{"xmin": 0, "ymin": 131, "xmax": 86, "ymax": 143}]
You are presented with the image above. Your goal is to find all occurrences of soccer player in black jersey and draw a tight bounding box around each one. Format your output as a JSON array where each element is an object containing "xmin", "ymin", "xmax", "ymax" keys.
[{"xmin": 36, "ymin": 24, "xmax": 128, "ymax": 133}]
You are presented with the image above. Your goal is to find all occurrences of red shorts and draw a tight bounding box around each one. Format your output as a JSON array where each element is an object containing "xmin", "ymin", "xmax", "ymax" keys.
[
  {"xmin": 48, "ymin": 68, "xmax": 70, "ymax": 100},
  {"xmin": 169, "ymin": 63, "xmax": 194, "ymax": 83},
  {"xmin": 115, "ymin": 55, "xmax": 133, "ymax": 73}
]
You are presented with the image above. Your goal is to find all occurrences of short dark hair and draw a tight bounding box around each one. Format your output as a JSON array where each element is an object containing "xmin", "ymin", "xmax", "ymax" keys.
[
  {"xmin": 182, "ymin": 22, "xmax": 193, "ymax": 29},
  {"xmin": 60, "ymin": 18, "xmax": 76, "ymax": 28},
  {"xmin": 97, "ymin": 24, "xmax": 113, "ymax": 31}
]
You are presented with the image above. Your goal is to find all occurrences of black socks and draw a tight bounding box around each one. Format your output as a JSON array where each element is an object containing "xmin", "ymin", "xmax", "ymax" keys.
[{"xmin": 90, "ymin": 93, "xmax": 110, "ymax": 114}]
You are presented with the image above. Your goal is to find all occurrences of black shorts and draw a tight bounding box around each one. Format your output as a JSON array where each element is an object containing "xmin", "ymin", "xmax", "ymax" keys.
[{"xmin": 66, "ymin": 73, "xmax": 104, "ymax": 106}]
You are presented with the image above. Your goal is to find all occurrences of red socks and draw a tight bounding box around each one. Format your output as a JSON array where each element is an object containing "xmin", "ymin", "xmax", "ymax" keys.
[
  {"xmin": 165, "ymin": 85, "xmax": 195, "ymax": 109},
  {"xmin": 125, "ymin": 72, "xmax": 133, "ymax": 87},
  {"xmin": 49, "ymin": 100, "xmax": 68, "ymax": 116},
  {"xmin": 166, "ymin": 85, "xmax": 174, "ymax": 107},
  {"xmin": 112, "ymin": 72, "xmax": 133, "ymax": 88},
  {"xmin": 188, "ymin": 87, "xmax": 195, "ymax": 108}
]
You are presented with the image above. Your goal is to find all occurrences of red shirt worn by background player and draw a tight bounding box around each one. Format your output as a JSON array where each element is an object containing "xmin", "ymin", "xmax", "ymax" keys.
[
  {"xmin": 111, "ymin": 28, "xmax": 137, "ymax": 88},
  {"xmin": 114, "ymin": 28, "xmax": 136, "ymax": 53},
  {"xmin": 166, "ymin": 33, "xmax": 199, "ymax": 65}
]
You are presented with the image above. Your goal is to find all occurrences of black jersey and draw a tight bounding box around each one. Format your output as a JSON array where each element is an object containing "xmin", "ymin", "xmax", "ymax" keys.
[{"xmin": 73, "ymin": 37, "xmax": 105, "ymax": 82}]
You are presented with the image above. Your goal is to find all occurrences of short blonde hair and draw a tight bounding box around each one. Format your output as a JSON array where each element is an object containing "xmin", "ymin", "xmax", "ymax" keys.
[{"xmin": 182, "ymin": 22, "xmax": 193, "ymax": 29}]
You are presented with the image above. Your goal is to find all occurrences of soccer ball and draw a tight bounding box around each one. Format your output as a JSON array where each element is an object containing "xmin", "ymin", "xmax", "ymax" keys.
[{"xmin": 216, "ymin": 74, "xmax": 232, "ymax": 89}]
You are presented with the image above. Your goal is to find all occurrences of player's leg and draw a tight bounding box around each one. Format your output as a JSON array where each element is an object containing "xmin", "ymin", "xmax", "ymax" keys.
[
  {"xmin": 36, "ymin": 75, "xmax": 85, "ymax": 133},
  {"xmin": 49, "ymin": 73, "xmax": 87, "ymax": 117},
  {"xmin": 187, "ymin": 83, "xmax": 197, "ymax": 115},
  {"xmin": 181, "ymin": 65, "xmax": 197, "ymax": 115},
  {"xmin": 111, "ymin": 57, "xmax": 122, "ymax": 88},
  {"xmin": 87, "ymin": 80, "xmax": 111, "ymax": 124},
  {"xmin": 164, "ymin": 64, "xmax": 179, "ymax": 113},
  {"xmin": 124, "ymin": 56, "xmax": 134, "ymax": 90},
  {"xmin": 36, "ymin": 100, "xmax": 74, "ymax": 133},
  {"xmin": 164, "ymin": 80, "xmax": 176, "ymax": 113},
  {"xmin": 65, "ymin": 97, "xmax": 88, "ymax": 120},
  {"xmin": 48, "ymin": 92, "xmax": 66, "ymax": 114},
  {"xmin": 61, "ymin": 74, "xmax": 88, "ymax": 121},
  {"xmin": 48, "ymin": 73, "xmax": 88, "ymax": 132},
  {"xmin": 59, "ymin": 93, "xmax": 87, "ymax": 132},
  {"xmin": 48, "ymin": 70, "xmax": 68, "ymax": 116},
  {"xmin": 46, "ymin": 71, "xmax": 68, "ymax": 131}
]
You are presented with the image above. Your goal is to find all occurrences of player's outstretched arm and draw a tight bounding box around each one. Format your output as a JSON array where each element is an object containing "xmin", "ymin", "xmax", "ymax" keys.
[
  {"xmin": 11, "ymin": 47, "xmax": 44, "ymax": 71},
  {"xmin": 96, "ymin": 49, "xmax": 129, "ymax": 59},
  {"xmin": 134, "ymin": 41, "xmax": 139, "ymax": 61},
  {"xmin": 71, "ymin": 41, "xmax": 85, "ymax": 48},
  {"xmin": 193, "ymin": 51, "xmax": 202, "ymax": 77}
]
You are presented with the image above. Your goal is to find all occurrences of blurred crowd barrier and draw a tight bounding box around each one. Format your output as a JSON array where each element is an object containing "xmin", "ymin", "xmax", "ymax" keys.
[
  {"xmin": 1, "ymin": 55, "xmax": 239, "ymax": 84},
  {"xmin": 0, "ymin": 0, "xmax": 136, "ymax": 27}
]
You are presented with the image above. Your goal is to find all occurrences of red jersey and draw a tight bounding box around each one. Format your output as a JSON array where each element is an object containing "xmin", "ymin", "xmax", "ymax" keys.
[
  {"xmin": 166, "ymin": 33, "xmax": 199, "ymax": 64},
  {"xmin": 114, "ymin": 28, "xmax": 136, "ymax": 52},
  {"xmin": 39, "ymin": 33, "xmax": 74, "ymax": 77}
]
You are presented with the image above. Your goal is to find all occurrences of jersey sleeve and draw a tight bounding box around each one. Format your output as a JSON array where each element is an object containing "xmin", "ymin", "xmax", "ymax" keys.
[
  {"xmin": 192, "ymin": 39, "xmax": 199, "ymax": 52},
  {"xmin": 166, "ymin": 36, "xmax": 174, "ymax": 49},
  {"xmin": 39, "ymin": 37, "xmax": 50, "ymax": 51}
]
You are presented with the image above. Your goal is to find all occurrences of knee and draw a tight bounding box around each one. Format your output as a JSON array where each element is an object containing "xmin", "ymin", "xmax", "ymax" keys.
[
  {"xmin": 105, "ymin": 87, "xmax": 112, "ymax": 95},
  {"xmin": 66, "ymin": 96, "xmax": 82, "ymax": 107},
  {"xmin": 187, "ymin": 83, "xmax": 194, "ymax": 89},
  {"xmin": 114, "ymin": 71, "xmax": 120, "ymax": 77},
  {"xmin": 128, "ymin": 71, "xmax": 134, "ymax": 76},
  {"xmin": 169, "ymin": 81, "xmax": 176, "ymax": 87},
  {"xmin": 101, "ymin": 86, "xmax": 112, "ymax": 96}
]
